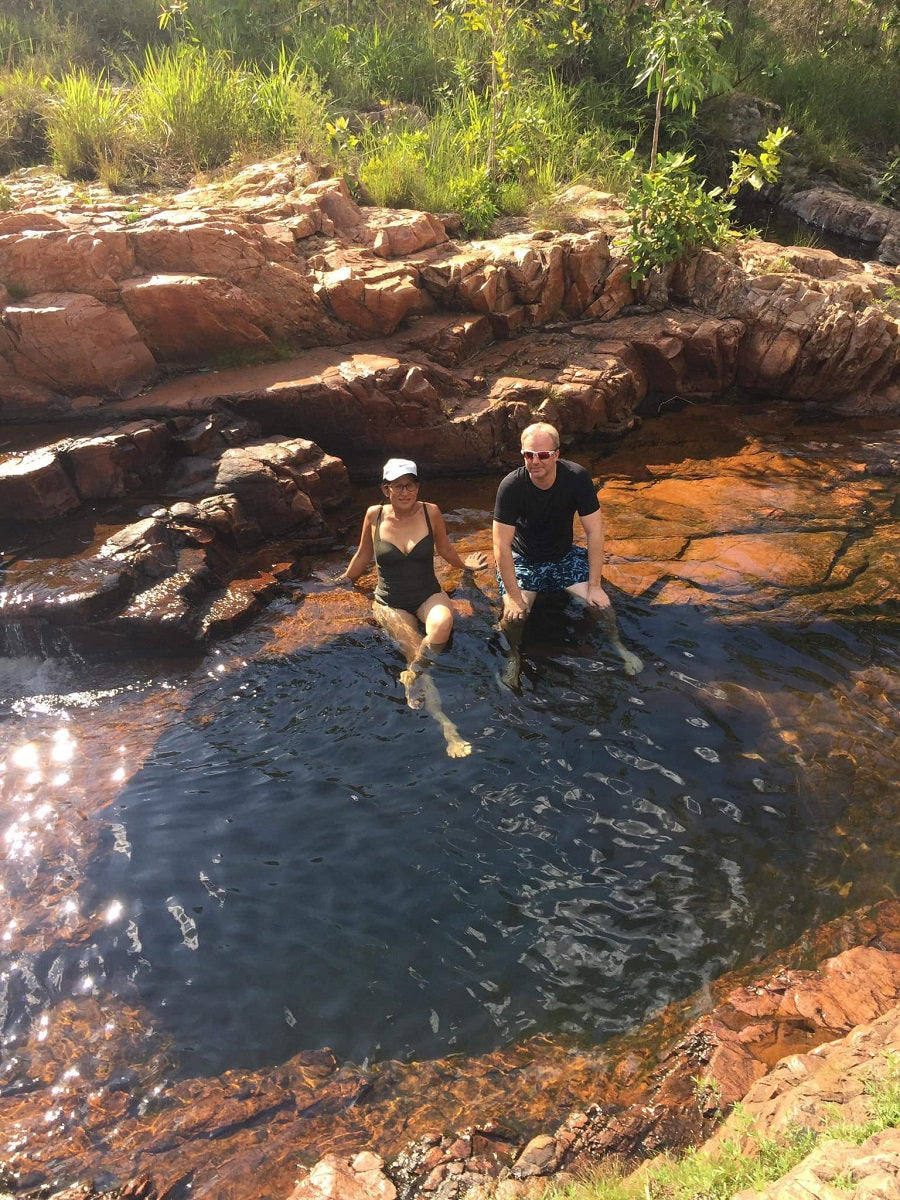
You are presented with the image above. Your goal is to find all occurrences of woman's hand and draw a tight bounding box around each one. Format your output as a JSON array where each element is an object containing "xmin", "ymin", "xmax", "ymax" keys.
[{"xmin": 463, "ymin": 552, "xmax": 489, "ymax": 572}]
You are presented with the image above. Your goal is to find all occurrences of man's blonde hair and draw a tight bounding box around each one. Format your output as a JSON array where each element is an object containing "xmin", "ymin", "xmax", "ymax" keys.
[{"xmin": 520, "ymin": 421, "xmax": 560, "ymax": 450}]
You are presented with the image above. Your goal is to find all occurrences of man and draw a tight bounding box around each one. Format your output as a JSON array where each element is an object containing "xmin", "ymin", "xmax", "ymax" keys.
[{"xmin": 492, "ymin": 421, "xmax": 642, "ymax": 687}]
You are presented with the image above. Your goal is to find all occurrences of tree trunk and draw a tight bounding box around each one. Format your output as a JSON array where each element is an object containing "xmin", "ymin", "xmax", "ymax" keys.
[{"xmin": 650, "ymin": 60, "xmax": 666, "ymax": 173}]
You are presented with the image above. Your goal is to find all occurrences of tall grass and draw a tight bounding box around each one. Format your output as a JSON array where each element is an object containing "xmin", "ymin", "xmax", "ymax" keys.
[
  {"xmin": 247, "ymin": 48, "xmax": 332, "ymax": 164},
  {"xmin": 290, "ymin": 10, "xmax": 454, "ymax": 109},
  {"xmin": 767, "ymin": 47, "xmax": 900, "ymax": 155},
  {"xmin": 0, "ymin": 67, "xmax": 50, "ymax": 173},
  {"xmin": 127, "ymin": 44, "xmax": 253, "ymax": 176},
  {"xmin": 44, "ymin": 44, "xmax": 332, "ymax": 185},
  {"xmin": 45, "ymin": 70, "xmax": 133, "ymax": 185},
  {"xmin": 354, "ymin": 76, "xmax": 631, "ymax": 234}
]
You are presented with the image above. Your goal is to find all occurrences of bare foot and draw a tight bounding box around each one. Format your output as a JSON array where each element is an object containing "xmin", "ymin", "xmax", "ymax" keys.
[
  {"xmin": 445, "ymin": 735, "xmax": 472, "ymax": 758},
  {"xmin": 402, "ymin": 672, "xmax": 426, "ymax": 710},
  {"xmin": 498, "ymin": 652, "xmax": 522, "ymax": 692},
  {"xmin": 621, "ymin": 649, "xmax": 644, "ymax": 677}
]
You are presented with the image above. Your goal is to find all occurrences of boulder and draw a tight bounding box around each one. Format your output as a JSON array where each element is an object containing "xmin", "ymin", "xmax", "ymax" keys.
[
  {"xmin": 60, "ymin": 420, "xmax": 171, "ymax": 497},
  {"xmin": 0, "ymin": 227, "xmax": 134, "ymax": 300},
  {"xmin": 0, "ymin": 292, "xmax": 157, "ymax": 395},
  {"xmin": 289, "ymin": 1152, "xmax": 397, "ymax": 1200},
  {"xmin": 0, "ymin": 447, "xmax": 80, "ymax": 518},
  {"xmin": 783, "ymin": 186, "xmax": 900, "ymax": 264}
]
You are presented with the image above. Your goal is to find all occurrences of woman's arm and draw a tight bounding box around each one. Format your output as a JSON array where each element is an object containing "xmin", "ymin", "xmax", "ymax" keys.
[
  {"xmin": 341, "ymin": 507, "xmax": 376, "ymax": 583},
  {"xmin": 428, "ymin": 503, "xmax": 488, "ymax": 572}
]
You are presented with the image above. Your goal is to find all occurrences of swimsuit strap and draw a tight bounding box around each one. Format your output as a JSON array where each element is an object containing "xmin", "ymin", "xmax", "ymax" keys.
[{"xmin": 422, "ymin": 502, "xmax": 432, "ymax": 534}]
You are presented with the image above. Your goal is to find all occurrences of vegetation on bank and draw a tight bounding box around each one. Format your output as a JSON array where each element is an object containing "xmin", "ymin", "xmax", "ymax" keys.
[
  {"xmin": 0, "ymin": 1, "xmax": 897, "ymax": 272},
  {"xmin": 543, "ymin": 1052, "xmax": 900, "ymax": 1200}
]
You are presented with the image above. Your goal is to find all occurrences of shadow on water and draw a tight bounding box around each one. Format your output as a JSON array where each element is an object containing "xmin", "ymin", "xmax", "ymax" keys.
[
  {"xmin": 60, "ymin": 585, "xmax": 897, "ymax": 1080},
  {"xmin": 733, "ymin": 197, "xmax": 879, "ymax": 262}
]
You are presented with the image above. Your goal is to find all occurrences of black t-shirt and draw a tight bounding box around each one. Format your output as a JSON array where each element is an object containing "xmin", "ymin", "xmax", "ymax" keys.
[{"xmin": 493, "ymin": 458, "xmax": 600, "ymax": 562}]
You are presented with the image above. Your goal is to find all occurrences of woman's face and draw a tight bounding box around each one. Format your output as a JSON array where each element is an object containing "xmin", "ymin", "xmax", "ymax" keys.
[{"xmin": 382, "ymin": 475, "xmax": 419, "ymax": 509}]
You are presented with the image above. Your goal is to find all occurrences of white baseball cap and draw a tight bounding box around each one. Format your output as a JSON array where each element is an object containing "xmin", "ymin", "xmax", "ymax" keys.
[{"xmin": 382, "ymin": 458, "xmax": 418, "ymax": 482}]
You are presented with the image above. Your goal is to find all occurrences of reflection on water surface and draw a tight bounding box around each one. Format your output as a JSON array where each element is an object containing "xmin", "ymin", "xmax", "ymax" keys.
[
  {"xmin": 48, "ymin": 602, "xmax": 892, "ymax": 1078},
  {"xmin": 0, "ymin": 409, "xmax": 897, "ymax": 1110}
]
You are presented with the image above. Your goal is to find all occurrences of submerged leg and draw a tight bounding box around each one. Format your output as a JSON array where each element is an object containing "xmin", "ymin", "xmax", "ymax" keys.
[
  {"xmin": 497, "ymin": 590, "xmax": 536, "ymax": 691},
  {"xmin": 592, "ymin": 604, "xmax": 643, "ymax": 676},
  {"xmin": 372, "ymin": 603, "xmax": 428, "ymax": 707},
  {"xmin": 419, "ymin": 673, "xmax": 472, "ymax": 758},
  {"xmin": 372, "ymin": 600, "xmax": 471, "ymax": 757},
  {"xmin": 399, "ymin": 592, "xmax": 454, "ymax": 689},
  {"xmin": 567, "ymin": 585, "xmax": 643, "ymax": 676}
]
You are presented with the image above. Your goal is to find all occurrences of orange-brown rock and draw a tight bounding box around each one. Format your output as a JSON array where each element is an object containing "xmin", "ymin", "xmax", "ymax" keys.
[
  {"xmin": 0, "ymin": 291, "xmax": 157, "ymax": 395},
  {"xmin": 0, "ymin": 227, "xmax": 134, "ymax": 299},
  {"xmin": 0, "ymin": 445, "xmax": 80, "ymax": 518},
  {"xmin": 672, "ymin": 245, "xmax": 900, "ymax": 412},
  {"xmin": 290, "ymin": 1152, "xmax": 399, "ymax": 1200}
]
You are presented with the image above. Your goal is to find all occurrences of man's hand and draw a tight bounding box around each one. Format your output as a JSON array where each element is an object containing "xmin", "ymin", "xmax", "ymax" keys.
[{"xmin": 585, "ymin": 582, "xmax": 611, "ymax": 609}]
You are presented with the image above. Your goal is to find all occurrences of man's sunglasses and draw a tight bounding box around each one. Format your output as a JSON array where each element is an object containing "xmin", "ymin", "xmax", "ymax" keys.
[{"xmin": 522, "ymin": 449, "xmax": 557, "ymax": 461}]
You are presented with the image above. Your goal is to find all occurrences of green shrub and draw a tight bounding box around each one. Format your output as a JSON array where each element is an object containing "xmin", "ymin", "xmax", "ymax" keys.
[{"xmin": 623, "ymin": 150, "xmax": 736, "ymax": 281}]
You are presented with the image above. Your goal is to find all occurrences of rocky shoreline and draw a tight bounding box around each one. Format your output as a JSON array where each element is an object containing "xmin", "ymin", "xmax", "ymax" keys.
[
  {"xmin": 1, "ymin": 158, "xmax": 898, "ymax": 654},
  {"xmin": 0, "ymin": 159, "xmax": 898, "ymax": 1199}
]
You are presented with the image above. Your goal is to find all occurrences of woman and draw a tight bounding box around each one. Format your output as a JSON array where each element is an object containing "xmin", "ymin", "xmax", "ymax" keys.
[{"xmin": 341, "ymin": 457, "xmax": 488, "ymax": 756}]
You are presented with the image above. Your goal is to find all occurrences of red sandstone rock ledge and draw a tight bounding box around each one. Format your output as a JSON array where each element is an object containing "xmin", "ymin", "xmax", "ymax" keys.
[
  {"xmin": 0, "ymin": 158, "xmax": 897, "ymax": 431},
  {"xmin": 1, "ymin": 158, "xmax": 897, "ymax": 652}
]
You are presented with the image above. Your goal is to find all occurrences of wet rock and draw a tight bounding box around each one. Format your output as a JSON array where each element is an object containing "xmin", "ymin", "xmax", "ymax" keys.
[
  {"xmin": 783, "ymin": 186, "xmax": 900, "ymax": 265},
  {"xmin": 60, "ymin": 420, "xmax": 171, "ymax": 497},
  {"xmin": 0, "ymin": 429, "xmax": 350, "ymax": 651},
  {"xmin": 0, "ymin": 555, "xmax": 135, "ymax": 625},
  {"xmin": 0, "ymin": 446, "xmax": 80, "ymax": 518},
  {"xmin": 290, "ymin": 1152, "xmax": 398, "ymax": 1200}
]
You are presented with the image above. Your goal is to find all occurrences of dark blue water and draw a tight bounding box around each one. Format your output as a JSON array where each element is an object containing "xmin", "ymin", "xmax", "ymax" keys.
[{"xmin": 76, "ymin": 597, "xmax": 893, "ymax": 1077}]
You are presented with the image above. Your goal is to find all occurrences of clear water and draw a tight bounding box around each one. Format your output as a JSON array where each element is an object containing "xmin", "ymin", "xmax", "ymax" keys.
[
  {"xmin": 35, "ymin": 600, "xmax": 890, "ymax": 1079},
  {"xmin": 1, "ymin": 425, "xmax": 897, "ymax": 1089}
]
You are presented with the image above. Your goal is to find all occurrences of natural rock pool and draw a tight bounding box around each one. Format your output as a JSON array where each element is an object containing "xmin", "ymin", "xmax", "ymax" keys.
[{"xmin": 0, "ymin": 403, "xmax": 897, "ymax": 1196}]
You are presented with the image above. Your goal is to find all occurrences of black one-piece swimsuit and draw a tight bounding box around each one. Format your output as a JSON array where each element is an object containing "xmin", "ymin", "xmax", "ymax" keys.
[{"xmin": 373, "ymin": 503, "xmax": 441, "ymax": 613}]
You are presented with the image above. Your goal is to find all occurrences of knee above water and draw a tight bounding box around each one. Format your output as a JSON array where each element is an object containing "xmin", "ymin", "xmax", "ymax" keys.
[{"xmin": 427, "ymin": 610, "xmax": 454, "ymax": 642}]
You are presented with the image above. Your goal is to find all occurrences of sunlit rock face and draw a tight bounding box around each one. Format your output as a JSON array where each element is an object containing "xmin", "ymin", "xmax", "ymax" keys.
[{"xmin": 0, "ymin": 157, "xmax": 896, "ymax": 422}]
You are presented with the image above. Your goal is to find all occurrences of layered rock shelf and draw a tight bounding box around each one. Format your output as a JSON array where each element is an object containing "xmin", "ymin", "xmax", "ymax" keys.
[{"xmin": 0, "ymin": 157, "xmax": 898, "ymax": 651}]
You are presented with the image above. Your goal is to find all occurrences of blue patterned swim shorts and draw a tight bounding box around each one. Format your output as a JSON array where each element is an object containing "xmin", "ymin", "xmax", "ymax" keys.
[{"xmin": 498, "ymin": 545, "xmax": 590, "ymax": 595}]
